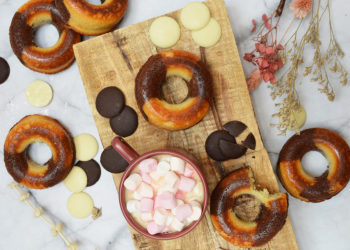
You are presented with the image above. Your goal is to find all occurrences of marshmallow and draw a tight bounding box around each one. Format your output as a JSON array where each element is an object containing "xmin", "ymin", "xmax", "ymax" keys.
[
  {"xmin": 133, "ymin": 191, "xmax": 142, "ymax": 200},
  {"xmin": 193, "ymin": 183, "xmax": 201, "ymax": 195},
  {"xmin": 189, "ymin": 201, "xmax": 202, "ymax": 220},
  {"xmin": 166, "ymin": 213, "xmax": 175, "ymax": 226},
  {"xmin": 158, "ymin": 185, "xmax": 178, "ymax": 195},
  {"xmin": 141, "ymin": 212, "xmax": 153, "ymax": 222},
  {"xmin": 140, "ymin": 198, "xmax": 154, "ymax": 213},
  {"xmin": 178, "ymin": 176, "xmax": 196, "ymax": 193},
  {"xmin": 184, "ymin": 166, "xmax": 195, "ymax": 177},
  {"xmin": 175, "ymin": 204, "xmax": 192, "ymax": 221},
  {"xmin": 159, "ymin": 191, "xmax": 177, "ymax": 209},
  {"xmin": 154, "ymin": 195, "xmax": 163, "ymax": 210},
  {"xmin": 153, "ymin": 207, "xmax": 168, "ymax": 226},
  {"xmin": 127, "ymin": 200, "xmax": 140, "ymax": 214},
  {"xmin": 162, "ymin": 226, "xmax": 171, "ymax": 233},
  {"xmin": 160, "ymin": 157, "xmax": 171, "ymax": 163},
  {"xmin": 175, "ymin": 191, "xmax": 185, "ymax": 201},
  {"xmin": 147, "ymin": 221, "xmax": 165, "ymax": 235},
  {"xmin": 156, "ymin": 161, "xmax": 171, "ymax": 176},
  {"xmin": 171, "ymin": 218, "xmax": 186, "ymax": 232},
  {"xmin": 164, "ymin": 171, "xmax": 180, "ymax": 188},
  {"xmin": 124, "ymin": 174, "xmax": 142, "ymax": 191},
  {"xmin": 139, "ymin": 158, "xmax": 158, "ymax": 173},
  {"xmin": 186, "ymin": 217, "xmax": 194, "ymax": 225},
  {"xmin": 142, "ymin": 173, "xmax": 152, "ymax": 185},
  {"xmin": 171, "ymin": 199, "xmax": 184, "ymax": 215},
  {"xmin": 189, "ymin": 197, "xmax": 200, "ymax": 202},
  {"xmin": 149, "ymin": 170, "xmax": 160, "ymax": 181},
  {"xmin": 170, "ymin": 157, "xmax": 185, "ymax": 174},
  {"xmin": 136, "ymin": 182, "xmax": 153, "ymax": 198}
]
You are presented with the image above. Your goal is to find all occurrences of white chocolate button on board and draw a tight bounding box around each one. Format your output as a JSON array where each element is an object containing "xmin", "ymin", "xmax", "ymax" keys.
[
  {"xmin": 192, "ymin": 18, "xmax": 222, "ymax": 48},
  {"xmin": 279, "ymin": 105, "xmax": 307, "ymax": 130},
  {"xmin": 74, "ymin": 133, "xmax": 99, "ymax": 161},
  {"xmin": 25, "ymin": 80, "xmax": 53, "ymax": 107},
  {"xmin": 64, "ymin": 166, "xmax": 87, "ymax": 193},
  {"xmin": 181, "ymin": 2, "xmax": 211, "ymax": 31},
  {"xmin": 150, "ymin": 17, "xmax": 181, "ymax": 48},
  {"xmin": 67, "ymin": 192, "xmax": 94, "ymax": 219}
]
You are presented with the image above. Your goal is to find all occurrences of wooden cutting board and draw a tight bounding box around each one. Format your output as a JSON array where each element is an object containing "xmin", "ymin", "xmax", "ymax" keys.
[{"xmin": 73, "ymin": 0, "xmax": 299, "ymax": 249}]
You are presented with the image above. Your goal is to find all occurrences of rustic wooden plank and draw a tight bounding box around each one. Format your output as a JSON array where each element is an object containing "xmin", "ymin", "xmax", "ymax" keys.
[{"xmin": 73, "ymin": 0, "xmax": 299, "ymax": 249}]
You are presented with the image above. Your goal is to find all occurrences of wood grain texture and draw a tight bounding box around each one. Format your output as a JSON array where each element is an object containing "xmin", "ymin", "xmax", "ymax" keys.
[{"xmin": 73, "ymin": 0, "xmax": 299, "ymax": 249}]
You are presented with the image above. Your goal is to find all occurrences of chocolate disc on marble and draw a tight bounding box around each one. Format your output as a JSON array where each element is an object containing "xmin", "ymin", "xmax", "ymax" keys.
[
  {"xmin": 205, "ymin": 130, "xmax": 236, "ymax": 161},
  {"xmin": 0, "ymin": 57, "xmax": 10, "ymax": 84},
  {"xmin": 96, "ymin": 86, "xmax": 125, "ymax": 118},
  {"xmin": 218, "ymin": 139, "xmax": 248, "ymax": 159},
  {"xmin": 76, "ymin": 160, "xmax": 101, "ymax": 187},
  {"xmin": 110, "ymin": 105, "xmax": 138, "ymax": 137},
  {"xmin": 243, "ymin": 133, "xmax": 256, "ymax": 150},
  {"xmin": 100, "ymin": 145, "xmax": 129, "ymax": 173},
  {"xmin": 223, "ymin": 121, "xmax": 247, "ymax": 137}
]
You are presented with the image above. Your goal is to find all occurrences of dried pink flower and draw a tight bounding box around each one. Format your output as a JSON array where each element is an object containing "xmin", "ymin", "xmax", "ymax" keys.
[
  {"xmin": 246, "ymin": 69, "xmax": 263, "ymax": 92},
  {"xmin": 290, "ymin": 0, "xmax": 312, "ymax": 19},
  {"xmin": 251, "ymin": 19, "xmax": 256, "ymax": 32}
]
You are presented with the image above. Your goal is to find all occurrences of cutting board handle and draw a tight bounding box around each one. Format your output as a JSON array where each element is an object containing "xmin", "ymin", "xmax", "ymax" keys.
[{"xmin": 111, "ymin": 137, "xmax": 140, "ymax": 163}]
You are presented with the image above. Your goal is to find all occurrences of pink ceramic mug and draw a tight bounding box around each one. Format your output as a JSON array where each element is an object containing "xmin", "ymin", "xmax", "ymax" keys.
[{"xmin": 111, "ymin": 137, "xmax": 209, "ymax": 240}]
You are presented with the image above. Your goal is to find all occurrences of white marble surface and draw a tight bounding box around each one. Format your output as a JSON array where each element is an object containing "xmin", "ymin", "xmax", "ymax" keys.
[{"xmin": 1, "ymin": 0, "xmax": 350, "ymax": 249}]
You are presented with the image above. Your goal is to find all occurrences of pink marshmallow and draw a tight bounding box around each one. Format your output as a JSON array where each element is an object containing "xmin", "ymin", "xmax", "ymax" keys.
[
  {"xmin": 140, "ymin": 198, "xmax": 154, "ymax": 213},
  {"xmin": 153, "ymin": 207, "xmax": 168, "ymax": 226},
  {"xmin": 170, "ymin": 157, "xmax": 185, "ymax": 174},
  {"xmin": 159, "ymin": 191, "xmax": 177, "ymax": 209},
  {"xmin": 171, "ymin": 218, "xmax": 186, "ymax": 232},
  {"xmin": 142, "ymin": 173, "xmax": 152, "ymax": 185},
  {"xmin": 175, "ymin": 191, "xmax": 185, "ymax": 201},
  {"xmin": 162, "ymin": 226, "xmax": 171, "ymax": 233},
  {"xmin": 136, "ymin": 182, "xmax": 153, "ymax": 198},
  {"xmin": 189, "ymin": 201, "xmax": 202, "ymax": 221},
  {"xmin": 141, "ymin": 212, "xmax": 153, "ymax": 222},
  {"xmin": 178, "ymin": 176, "xmax": 196, "ymax": 193},
  {"xmin": 175, "ymin": 204, "xmax": 192, "ymax": 221},
  {"xmin": 171, "ymin": 199, "xmax": 184, "ymax": 215},
  {"xmin": 183, "ymin": 166, "xmax": 194, "ymax": 177},
  {"xmin": 164, "ymin": 171, "xmax": 180, "ymax": 188},
  {"xmin": 147, "ymin": 221, "xmax": 165, "ymax": 235},
  {"xmin": 154, "ymin": 195, "xmax": 163, "ymax": 209},
  {"xmin": 124, "ymin": 173, "xmax": 142, "ymax": 191},
  {"xmin": 139, "ymin": 158, "xmax": 157, "ymax": 173}
]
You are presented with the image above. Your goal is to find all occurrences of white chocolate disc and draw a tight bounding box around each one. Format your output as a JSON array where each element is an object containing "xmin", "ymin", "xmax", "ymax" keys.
[
  {"xmin": 279, "ymin": 106, "xmax": 307, "ymax": 130},
  {"xmin": 74, "ymin": 134, "xmax": 99, "ymax": 161},
  {"xmin": 25, "ymin": 80, "xmax": 53, "ymax": 107},
  {"xmin": 192, "ymin": 18, "xmax": 221, "ymax": 48},
  {"xmin": 181, "ymin": 2, "xmax": 211, "ymax": 31},
  {"xmin": 67, "ymin": 192, "xmax": 94, "ymax": 219},
  {"xmin": 150, "ymin": 17, "xmax": 181, "ymax": 48},
  {"xmin": 64, "ymin": 166, "xmax": 87, "ymax": 193}
]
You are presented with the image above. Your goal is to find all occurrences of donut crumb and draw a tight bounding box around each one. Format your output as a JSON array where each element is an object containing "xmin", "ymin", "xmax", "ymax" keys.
[{"xmin": 234, "ymin": 195, "xmax": 261, "ymax": 222}]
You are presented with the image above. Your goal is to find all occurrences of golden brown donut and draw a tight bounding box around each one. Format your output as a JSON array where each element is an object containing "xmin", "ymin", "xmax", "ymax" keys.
[
  {"xmin": 9, "ymin": 0, "xmax": 81, "ymax": 74},
  {"xmin": 277, "ymin": 128, "xmax": 350, "ymax": 202},
  {"xmin": 55, "ymin": 0, "xmax": 128, "ymax": 36},
  {"xmin": 210, "ymin": 168, "xmax": 288, "ymax": 247},
  {"xmin": 135, "ymin": 50, "xmax": 213, "ymax": 131},
  {"xmin": 4, "ymin": 115, "xmax": 76, "ymax": 189}
]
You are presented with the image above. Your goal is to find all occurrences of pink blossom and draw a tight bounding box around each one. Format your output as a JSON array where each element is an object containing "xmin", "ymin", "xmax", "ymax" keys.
[
  {"xmin": 290, "ymin": 0, "xmax": 312, "ymax": 19},
  {"xmin": 246, "ymin": 69, "xmax": 263, "ymax": 92}
]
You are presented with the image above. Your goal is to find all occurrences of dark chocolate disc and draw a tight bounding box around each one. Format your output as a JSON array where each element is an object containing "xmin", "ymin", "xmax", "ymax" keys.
[
  {"xmin": 100, "ymin": 145, "xmax": 129, "ymax": 173},
  {"xmin": 96, "ymin": 86, "xmax": 125, "ymax": 118},
  {"xmin": 110, "ymin": 105, "xmax": 138, "ymax": 137},
  {"xmin": 0, "ymin": 57, "xmax": 10, "ymax": 84},
  {"xmin": 243, "ymin": 133, "xmax": 256, "ymax": 150},
  {"xmin": 76, "ymin": 159, "xmax": 101, "ymax": 187},
  {"xmin": 223, "ymin": 121, "xmax": 247, "ymax": 137},
  {"xmin": 205, "ymin": 130, "xmax": 236, "ymax": 161},
  {"xmin": 218, "ymin": 139, "xmax": 248, "ymax": 159}
]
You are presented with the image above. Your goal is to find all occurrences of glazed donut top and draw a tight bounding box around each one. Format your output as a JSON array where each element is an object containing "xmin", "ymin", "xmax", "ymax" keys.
[{"xmin": 278, "ymin": 128, "xmax": 350, "ymax": 202}]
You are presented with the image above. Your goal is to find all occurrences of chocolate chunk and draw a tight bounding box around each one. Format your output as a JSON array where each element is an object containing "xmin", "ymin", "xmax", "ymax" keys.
[
  {"xmin": 100, "ymin": 145, "xmax": 129, "ymax": 173},
  {"xmin": 218, "ymin": 139, "xmax": 248, "ymax": 159},
  {"xmin": 205, "ymin": 130, "xmax": 236, "ymax": 161},
  {"xmin": 0, "ymin": 57, "xmax": 10, "ymax": 84},
  {"xmin": 234, "ymin": 194, "xmax": 261, "ymax": 222},
  {"xmin": 243, "ymin": 133, "xmax": 256, "ymax": 150},
  {"xmin": 76, "ymin": 160, "xmax": 101, "ymax": 187},
  {"xmin": 223, "ymin": 121, "xmax": 247, "ymax": 137},
  {"xmin": 96, "ymin": 86, "xmax": 125, "ymax": 118},
  {"xmin": 110, "ymin": 105, "xmax": 138, "ymax": 137}
]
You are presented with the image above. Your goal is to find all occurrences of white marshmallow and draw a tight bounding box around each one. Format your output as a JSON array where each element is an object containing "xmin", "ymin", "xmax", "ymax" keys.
[
  {"xmin": 149, "ymin": 170, "xmax": 161, "ymax": 181},
  {"xmin": 160, "ymin": 157, "xmax": 171, "ymax": 163},
  {"xmin": 153, "ymin": 207, "xmax": 168, "ymax": 226},
  {"xmin": 141, "ymin": 212, "xmax": 153, "ymax": 222},
  {"xmin": 171, "ymin": 199, "xmax": 184, "ymax": 215},
  {"xmin": 189, "ymin": 201, "xmax": 202, "ymax": 221},
  {"xmin": 164, "ymin": 171, "xmax": 180, "ymax": 188},
  {"xmin": 126, "ymin": 200, "xmax": 140, "ymax": 214},
  {"xmin": 171, "ymin": 218, "xmax": 186, "ymax": 231},
  {"xmin": 170, "ymin": 157, "xmax": 185, "ymax": 174},
  {"xmin": 193, "ymin": 183, "xmax": 201, "ymax": 195},
  {"xmin": 136, "ymin": 182, "xmax": 153, "ymax": 198},
  {"xmin": 158, "ymin": 185, "xmax": 178, "ymax": 195},
  {"xmin": 186, "ymin": 217, "xmax": 194, "ymax": 225},
  {"xmin": 189, "ymin": 197, "xmax": 200, "ymax": 202},
  {"xmin": 124, "ymin": 174, "xmax": 142, "ymax": 191},
  {"xmin": 166, "ymin": 213, "xmax": 175, "ymax": 226},
  {"xmin": 156, "ymin": 161, "xmax": 171, "ymax": 176},
  {"xmin": 133, "ymin": 191, "xmax": 142, "ymax": 200}
]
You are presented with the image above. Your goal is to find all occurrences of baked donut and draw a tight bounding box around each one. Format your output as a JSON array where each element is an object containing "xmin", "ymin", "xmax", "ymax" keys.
[
  {"xmin": 135, "ymin": 50, "xmax": 213, "ymax": 131},
  {"xmin": 210, "ymin": 168, "xmax": 288, "ymax": 247},
  {"xmin": 55, "ymin": 0, "xmax": 128, "ymax": 36},
  {"xmin": 277, "ymin": 128, "xmax": 350, "ymax": 202},
  {"xmin": 9, "ymin": 0, "xmax": 81, "ymax": 74},
  {"xmin": 4, "ymin": 115, "xmax": 76, "ymax": 189}
]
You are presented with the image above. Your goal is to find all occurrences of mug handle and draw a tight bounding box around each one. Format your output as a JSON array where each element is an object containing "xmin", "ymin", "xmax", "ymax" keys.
[{"xmin": 111, "ymin": 137, "xmax": 140, "ymax": 164}]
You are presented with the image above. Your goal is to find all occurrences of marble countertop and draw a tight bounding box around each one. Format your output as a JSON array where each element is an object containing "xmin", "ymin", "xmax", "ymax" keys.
[{"xmin": 1, "ymin": 0, "xmax": 350, "ymax": 249}]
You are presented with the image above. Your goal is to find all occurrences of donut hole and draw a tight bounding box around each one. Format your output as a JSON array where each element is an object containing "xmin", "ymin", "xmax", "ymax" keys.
[
  {"xmin": 233, "ymin": 194, "xmax": 261, "ymax": 222},
  {"xmin": 161, "ymin": 76, "xmax": 189, "ymax": 104},
  {"xmin": 27, "ymin": 142, "xmax": 52, "ymax": 166},
  {"xmin": 85, "ymin": 0, "xmax": 104, "ymax": 5},
  {"xmin": 301, "ymin": 151, "xmax": 329, "ymax": 178},
  {"xmin": 34, "ymin": 24, "xmax": 59, "ymax": 48}
]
